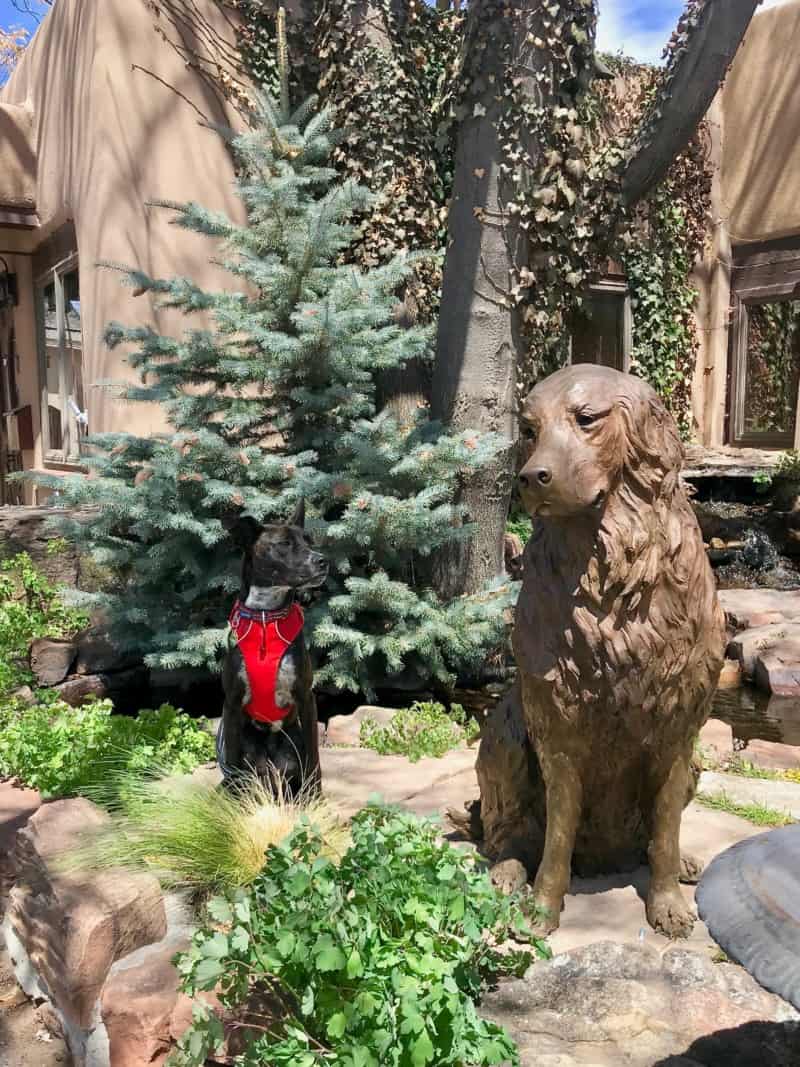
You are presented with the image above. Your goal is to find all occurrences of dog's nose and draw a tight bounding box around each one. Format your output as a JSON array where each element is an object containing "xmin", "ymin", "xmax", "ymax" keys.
[{"xmin": 519, "ymin": 467, "xmax": 552, "ymax": 489}]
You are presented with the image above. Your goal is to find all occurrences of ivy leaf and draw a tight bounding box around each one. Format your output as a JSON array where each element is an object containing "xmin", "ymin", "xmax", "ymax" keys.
[{"xmin": 327, "ymin": 1012, "xmax": 348, "ymax": 1039}]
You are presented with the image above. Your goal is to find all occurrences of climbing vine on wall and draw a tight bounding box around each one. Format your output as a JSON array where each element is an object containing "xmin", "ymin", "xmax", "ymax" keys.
[
  {"xmin": 170, "ymin": 0, "xmax": 713, "ymax": 432},
  {"xmin": 229, "ymin": 0, "xmax": 465, "ymax": 322}
]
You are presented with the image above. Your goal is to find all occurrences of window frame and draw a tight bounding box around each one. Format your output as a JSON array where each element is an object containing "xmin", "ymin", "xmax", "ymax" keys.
[
  {"xmin": 35, "ymin": 252, "xmax": 84, "ymax": 468},
  {"xmin": 567, "ymin": 276, "xmax": 632, "ymax": 374}
]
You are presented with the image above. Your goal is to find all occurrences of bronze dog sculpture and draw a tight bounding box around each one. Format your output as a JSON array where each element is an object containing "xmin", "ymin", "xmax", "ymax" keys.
[
  {"xmin": 475, "ymin": 366, "xmax": 725, "ymax": 939},
  {"xmin": 219, "ymin": 501, "xmax": 327, "ymax": 796}
]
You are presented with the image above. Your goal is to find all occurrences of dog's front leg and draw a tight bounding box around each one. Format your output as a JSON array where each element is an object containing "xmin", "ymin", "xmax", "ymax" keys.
[
  {"xmin": 220, "ymin": 649, "xmax": 248, "ymax": 778},
  {"xmin": 646, "ymin": 746, "xmax": 696, "ymax": 939},
  {"xmin": 532, "ymin": 748, "xmax": 583, "ymax": 934}
]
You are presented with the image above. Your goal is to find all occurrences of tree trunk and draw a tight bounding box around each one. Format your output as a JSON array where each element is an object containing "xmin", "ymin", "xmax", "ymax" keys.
[{"xmin": 429, "ymin": 0, "xmax": 542, "ymax": 599}]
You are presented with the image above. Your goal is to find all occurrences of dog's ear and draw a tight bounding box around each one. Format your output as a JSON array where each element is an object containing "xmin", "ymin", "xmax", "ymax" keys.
[
  {"xmin": 221, "ymin": 513, "xmax": 263, "ymax": 550},
  {"xmin": 290, "ymin": 497, "xmax": 306, "ymax": 529},
  {"xmin": 617, "ymin": 386, "xmax": 684, "ymax": 499}
]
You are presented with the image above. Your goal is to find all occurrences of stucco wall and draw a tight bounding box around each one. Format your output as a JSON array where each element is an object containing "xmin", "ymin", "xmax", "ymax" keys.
[
  {"xmin": 0, "ymin": 0, "xmax": 249, "ymax": 484},
  {"xmin": 721, "ymin": 0, "xmax": 800, "ymax": 246}
]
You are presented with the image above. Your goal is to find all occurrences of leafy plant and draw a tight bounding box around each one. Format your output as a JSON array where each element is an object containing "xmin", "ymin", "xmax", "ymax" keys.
[
  {"xmin": 0, "ymin": 551, "xmax": 88, "ymax": 699},
  {"xmin": 170, "ymin": 805, "xmax": 548, "ymax": 1066},
  {"xmin": 70, "ymin": 772, "xmax": 348, "ymax": 894},
  {"xmin": 0, "ymin": 699, "xmax": 214, "ymax": 798},
  {"xmin": 359, "ymin": 701, "xmax": 479, "ymax": 762},
  {"xmin": 775, "ymin": 449, "xmax": 800, "ymax": 481},
  {"xmin": 505, "ymin": 512, "xmax": 533, "ymax": 545}
]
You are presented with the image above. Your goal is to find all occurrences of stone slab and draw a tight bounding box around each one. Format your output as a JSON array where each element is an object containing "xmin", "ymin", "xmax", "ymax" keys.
[
  {"xmin": 727, "ymin": 622, "xmax": 800, "ymax": 677},
  {"xmin": 699, "ymin": 770, "xmax": 800, "ymax": 820},
  {"xmin": 480, "ymin": 940, "xmax": 800, "ymax": 1067},
  {"xmin": 718, "ymin": 588, "xmax": 800, "ymax": 631},
  {"xmin": 325, "ymin": 705, "xmax": 398, "ymax": 748},
  {"xmin": 755, "ymin": 640, "xmax": 800, "ymax": 696}
]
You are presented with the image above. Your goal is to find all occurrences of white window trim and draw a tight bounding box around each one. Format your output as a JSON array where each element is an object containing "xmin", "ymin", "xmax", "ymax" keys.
[{"xmin": 35, "ymin": 252, "xmax": 84, "ymax": 468}]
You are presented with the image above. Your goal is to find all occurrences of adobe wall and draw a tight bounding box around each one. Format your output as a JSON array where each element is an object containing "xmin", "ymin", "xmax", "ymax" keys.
[{"xmin": 0, "ymin": 0, "xmax": 250, "ymax": 487}]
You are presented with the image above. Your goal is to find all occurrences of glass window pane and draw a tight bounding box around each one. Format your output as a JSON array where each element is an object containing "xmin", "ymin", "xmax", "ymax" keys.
[
  {"xmin": 742, "ymin": 300, "xmax": 800, "ymax": 437},
  {"xmin": 570, "ymin": 292, "xmax": 625, "ymax": 370}
]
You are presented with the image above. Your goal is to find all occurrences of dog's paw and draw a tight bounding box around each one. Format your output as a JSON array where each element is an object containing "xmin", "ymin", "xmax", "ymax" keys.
[
  {"xmin": 679, "ymin": 852, "xmax": 704, "ymax": 885},
  {"xmin": 490, "ymin": 858, "xmax": 528, "ymax": 896},
  {"xmin": 646, "ymin": 886, "xmax": 696, "ymax": 939}
]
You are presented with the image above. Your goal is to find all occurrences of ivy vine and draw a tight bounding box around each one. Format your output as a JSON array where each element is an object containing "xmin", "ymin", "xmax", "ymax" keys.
[{"xmin": 201, "ymin": 1, "xmax": 713, "ymax": 433}]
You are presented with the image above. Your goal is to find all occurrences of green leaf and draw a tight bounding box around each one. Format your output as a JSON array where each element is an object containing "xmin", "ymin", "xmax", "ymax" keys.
[
  {"xmin": 346, "ymin": 948, "xmax": 363, "ymax": 978},
  {"xmin": 193, "ymin": 957, "xmax": 223, "ymax": 987},
  {"xmin": 327, "ymin": 1011, "xmax": 348, "ymax": 1038},
  {"xmin": 411, "ymin": 1028, "xmax": 435, "ymax": 1066}
]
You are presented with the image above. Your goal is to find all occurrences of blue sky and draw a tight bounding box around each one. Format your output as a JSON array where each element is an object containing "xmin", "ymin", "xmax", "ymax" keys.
[{"xmin": 0, "ymin": 0, "xmax": 792, "ymax": 65}]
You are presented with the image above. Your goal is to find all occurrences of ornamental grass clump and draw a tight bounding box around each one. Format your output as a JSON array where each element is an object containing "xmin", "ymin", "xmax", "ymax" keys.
[{"xmin": 70, "ymin": 771, "xmax": 348, "ymax": 894}]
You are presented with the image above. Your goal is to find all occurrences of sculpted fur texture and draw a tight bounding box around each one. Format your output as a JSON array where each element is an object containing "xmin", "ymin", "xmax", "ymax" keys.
[{"xmin": 475, "ymin": 366, "xmax": 725, "ymax": 939}]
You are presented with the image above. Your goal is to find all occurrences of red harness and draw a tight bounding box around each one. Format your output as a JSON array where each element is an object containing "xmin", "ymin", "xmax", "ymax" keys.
[{"xmin": 229, "ymin": 600, "xmax": 304, "ymax": 724}]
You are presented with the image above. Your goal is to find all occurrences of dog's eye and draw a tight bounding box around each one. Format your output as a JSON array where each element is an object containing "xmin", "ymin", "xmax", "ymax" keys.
[{"xmin": 576, "ymin": 411, "xmax": 600, "ymax": 429}]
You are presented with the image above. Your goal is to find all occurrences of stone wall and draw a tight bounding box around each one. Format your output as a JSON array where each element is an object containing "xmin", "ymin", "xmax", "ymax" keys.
[{"xmin": 0, "ymin": 506, "xmax": 80, "ymax": 585}]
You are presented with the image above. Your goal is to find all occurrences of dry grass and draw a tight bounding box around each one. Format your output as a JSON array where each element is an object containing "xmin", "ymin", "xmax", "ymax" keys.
[{"xmin": 63, "ymin": 770, "xmax": 349, "ymax": 894}]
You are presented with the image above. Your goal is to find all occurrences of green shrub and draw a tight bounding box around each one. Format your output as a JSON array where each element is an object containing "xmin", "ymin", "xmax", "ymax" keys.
[
  {"xmin": 170, "ymin": 805, "xmax": 548, "ymax": 1067},
  {"xmin": 0, "ymin": 551, "xmax": 89, "ymax": 699},
  {"xmin": 359, "ymin": 701, "xmax": 479, "ymax": 762},
  {"xmin": 0, "ymin": 698, "xmax": 214, "ymax": 798}
]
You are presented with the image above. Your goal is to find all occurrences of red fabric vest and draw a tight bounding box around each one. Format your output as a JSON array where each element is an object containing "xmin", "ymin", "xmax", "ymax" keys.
[{"xmin": 229, "ymin": 600, "xmax": 305, "ymax": 724}]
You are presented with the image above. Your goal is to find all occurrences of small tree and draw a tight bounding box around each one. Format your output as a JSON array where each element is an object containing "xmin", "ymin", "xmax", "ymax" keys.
[{"xmin": 46, "ymin": 87, "xmax": 511, "ymax": 697}]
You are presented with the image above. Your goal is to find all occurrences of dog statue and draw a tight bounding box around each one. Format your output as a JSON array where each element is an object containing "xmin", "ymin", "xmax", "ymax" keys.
[
  {"xmin": 218, "ymin": 500, "xmax": 328, "ymax": 796},
  {"xmin": 472, "ymin": 365, "xmax": 725, "ymax": 939}
]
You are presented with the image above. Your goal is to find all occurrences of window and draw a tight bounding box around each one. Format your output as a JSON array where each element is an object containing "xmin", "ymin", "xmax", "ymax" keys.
[
  {"xmin": 729, "ymin": 298, "xmax": 800, "ymax": 447},
  {"xmin": 568, "ymin": 277, "xmax": 632, "ymax": 373},
  {"xmin": 36, "ymin": 255, "xmax": 85, "ymax": 464}
]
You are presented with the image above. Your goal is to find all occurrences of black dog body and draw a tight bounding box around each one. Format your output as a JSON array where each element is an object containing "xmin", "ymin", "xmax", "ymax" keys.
[{"xmin": 219, "ymin": 502, "xmax": 327, "ymax": 796}]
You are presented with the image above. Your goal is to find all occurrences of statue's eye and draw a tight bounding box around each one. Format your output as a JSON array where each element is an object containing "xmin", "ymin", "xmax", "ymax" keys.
[
  {"xmin": 576, "ymin": 411, "xmax": 600, "ymax": 429},
  {"xmin": 520, "ymin": 424, "xmax": 537, "ymax": 442}
]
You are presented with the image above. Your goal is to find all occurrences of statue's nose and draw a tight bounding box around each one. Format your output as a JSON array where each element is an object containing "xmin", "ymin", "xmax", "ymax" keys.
[{"xmin": 520, "ymin": 467, "xmax": 552, "ymax": 489}]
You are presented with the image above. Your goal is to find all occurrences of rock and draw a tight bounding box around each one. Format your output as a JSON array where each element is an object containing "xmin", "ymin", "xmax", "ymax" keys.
[
  {"xmin": 754, "ymin": 639, "xmax": 800, "ymax": 696},
  {"xmin": 717, "ymin": 658, "xmax": 742, "ymax": 689},
  {"xmin": 28, "ymin": 637, "xmax": 78, "ymax": 686},
  {"xmin": 727, "ymin": 622, "xmax": 800, "ymax": 678},
  {"xmin": 53, "ymin": 667, "xmax": 149, "ymax": 707},
  {"xmin": 75, "ymin": 629, "xmax": 140, "ymax": 676},
  {"xmin": 11, "ymin": 684, "xmax": 36, "ymax": 705},
  {"xmin": 101, "ymin": 935, "xmax": 193, "ymax": 1067},
  {"xmin": 4, "ymin": 798, "xmax": 166, "ymax": 1030},
  {"xmin": 741, "ymin": 739, "xmax": 800, "ymax": 772},
  {"xmin": 697, "ymin": 825, "xmax": 800, "ymax": 1013},
  {"xmin": 718, "ymin": 589, "xmax": 800, "ymax": 631},
  {"xmin": 325, "ymin": 705, "xmax": 398, "ymax": 747},
  {"xmin": 697, "ymin": 718, "xmax": 733, "ymax": 765},
  {"xmin": 709, "ymin": 536, "xmax": 726, "ymax": 549},
  {"xmin": 0, "ymin": 506, "xmax": 80, "ymax": 586},
  {"xmin": 480, "ymin": 940, "xmax": 799, "ymax": 1067}
]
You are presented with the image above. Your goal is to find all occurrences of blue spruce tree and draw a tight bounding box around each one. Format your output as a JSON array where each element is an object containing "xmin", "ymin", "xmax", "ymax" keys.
[{"xmin": 44, "ymin": 87, "xmax": 512, "ymax": 697}]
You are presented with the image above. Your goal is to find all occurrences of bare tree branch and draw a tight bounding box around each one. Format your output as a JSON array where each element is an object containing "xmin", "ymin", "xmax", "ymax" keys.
[
  {"xmin": 621, "ymin": 0, "xmax": 759, "ymax": 206},
  {"xmin": 10, "ymin": 0, "xmax": 52, "ymax": 26}
]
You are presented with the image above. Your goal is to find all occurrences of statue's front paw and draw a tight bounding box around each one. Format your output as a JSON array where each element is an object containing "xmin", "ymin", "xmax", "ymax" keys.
[
  {"xmin": 647, "ymin": 885, "xmax": 696, "ymax": 939},
  {"xmin": 679, "ymin": 852, "xmax": 704, "ymax": 885},
  {"xmin": 529, "ymin": 893, "xmax": 563, "ymax": 935}
]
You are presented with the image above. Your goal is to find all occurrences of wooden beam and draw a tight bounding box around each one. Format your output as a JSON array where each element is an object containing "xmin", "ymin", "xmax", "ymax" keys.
[{"xmin": 621, "ymin": 0, "xmax": 759, "ymax": 207}]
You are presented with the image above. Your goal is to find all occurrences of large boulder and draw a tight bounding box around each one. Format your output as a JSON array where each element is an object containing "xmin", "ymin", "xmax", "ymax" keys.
[
  {"xmin": 325, "ymin": 705, "xmax": 398, "ymax": 747},
  {"xmin": 28, "ymin": 636, "xmax": 78, "ymax": 686},
  {"xmin": 718, "ymin": 589, "xmax": 800, "ymax": 631},
  {"xmin": 3, "ymin": 798, "xmax": 166, "ymax": 1031},
  {"xmin": 480, "ymin": 941, "xmax": 800, "ymax": 1067}
]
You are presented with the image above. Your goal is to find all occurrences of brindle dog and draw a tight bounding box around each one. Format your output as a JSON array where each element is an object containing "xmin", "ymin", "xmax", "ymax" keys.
[{"xmin": 219, "ymin": 500, "xmax": 327, "ymax": 796}]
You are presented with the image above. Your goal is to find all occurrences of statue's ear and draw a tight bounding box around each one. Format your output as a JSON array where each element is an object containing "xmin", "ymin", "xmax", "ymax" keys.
[
  {"xmin": 290, "ymin": 497, "xmax": 305, "ymax": 529},
  {"xmin": 221, "ymin": 513, "xmax": 263, "ymax": 550}
]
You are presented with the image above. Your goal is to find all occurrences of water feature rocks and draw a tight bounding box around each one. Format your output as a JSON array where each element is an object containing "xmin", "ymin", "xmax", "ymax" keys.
[
  {"xmin": 480, "ymin": 941, "xmax": 800, "ymax": 1067},
  {"xmin": 719, "ymin": 588, "xmax": 800, "ymax": 630},
  {"xmin": 727, "ymin": 622, "xmax": 800, "ymax": 678}
]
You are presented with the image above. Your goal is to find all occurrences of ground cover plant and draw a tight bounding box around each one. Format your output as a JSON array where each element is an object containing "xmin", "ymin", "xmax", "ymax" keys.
[
  {"xmin": 0, "ymin": 698, "xmax": 214, "ymax": 798},
  {"xmin": 170, "ymin": 805, "xmax": 548, "ymax": 1067},
  {"xmin": 0, "ymin": 549, "xmax": 88, "ymax": 699},
  {"xmin": 696, "ymin": 790, "xmax": 795, "ymax": 828},
  {"xmin": 71, "ymin": 772, "xmax": 348, "ymax": 894},
  {"xmin": 359, "ymin": 700, "xmax": 478, "ymax": 762}
]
